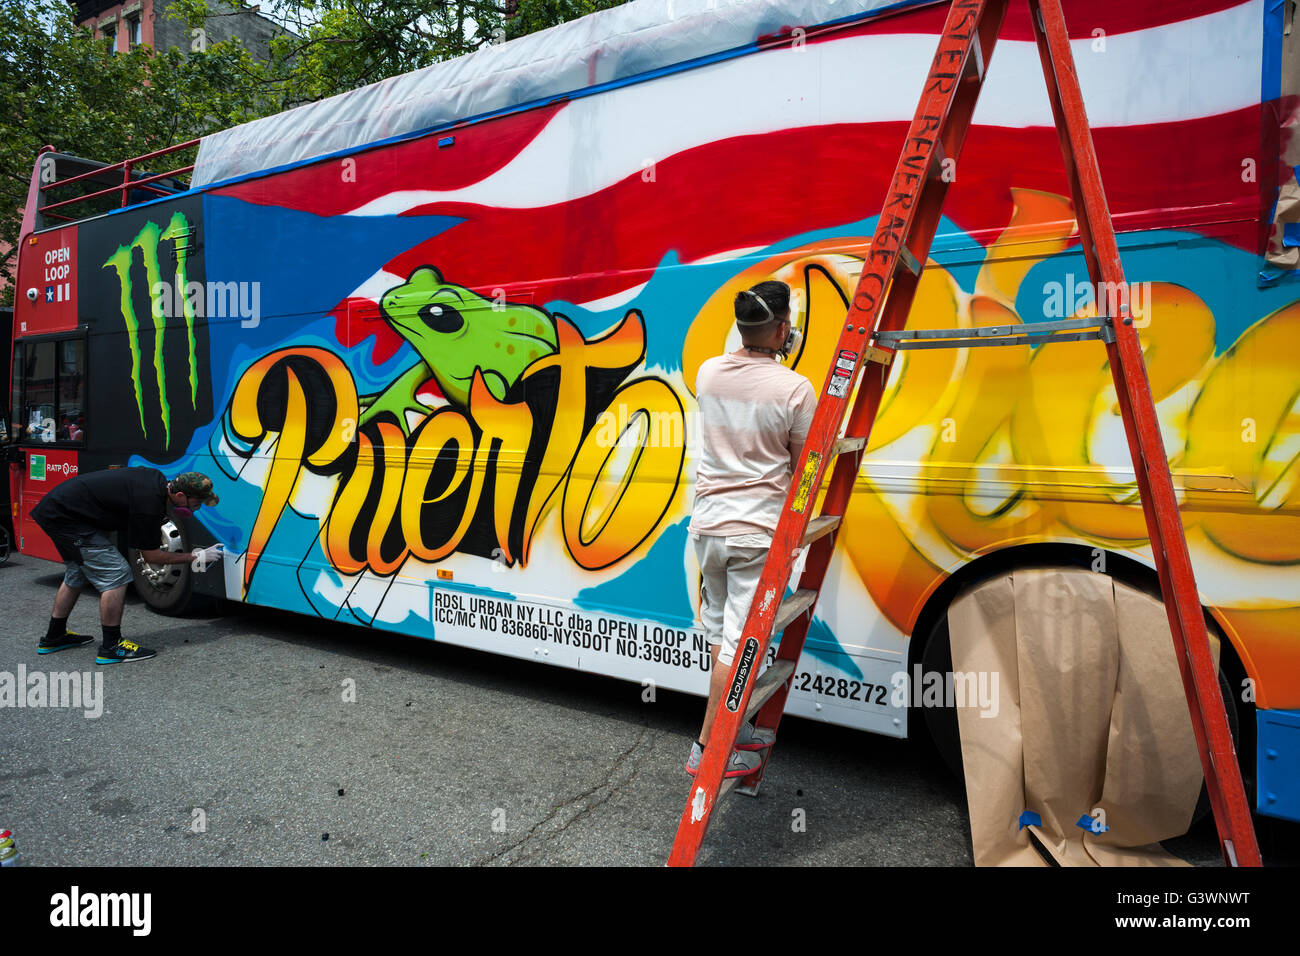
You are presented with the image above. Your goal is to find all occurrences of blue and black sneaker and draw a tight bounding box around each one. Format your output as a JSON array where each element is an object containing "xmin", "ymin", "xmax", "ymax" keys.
[
  {"xmin": 37, "ymin": 631, "xmax": 93, "ymax": 655},
  {"xmin": 95, "ymin": 639, "xmax": 157, "ymax": 665}
]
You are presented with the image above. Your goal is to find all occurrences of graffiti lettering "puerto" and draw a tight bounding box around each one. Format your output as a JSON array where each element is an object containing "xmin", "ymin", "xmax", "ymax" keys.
[{"xmin": 226, "ymin": 312, "xmax": 685, "ymax": 595}]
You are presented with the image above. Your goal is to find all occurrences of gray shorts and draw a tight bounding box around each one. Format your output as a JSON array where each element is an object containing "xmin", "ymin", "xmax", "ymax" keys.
[
  {"xmin": 53, "ymin": 530, "xmax": 134, "ymax": 592},
  {"xmin": 694, "ymin": 533, "xmax": 771, "ymax": 667}
]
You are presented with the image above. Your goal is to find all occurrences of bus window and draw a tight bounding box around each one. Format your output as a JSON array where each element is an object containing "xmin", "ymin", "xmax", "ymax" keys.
[
  {"xmin": 58, "ymin": 340, "xmax": 85, "ymax": 442},
  {"xmin": 20, "ymin": 341, "xmax": 55, "ymax": 442},
  {"xmin": 12, "ymin": 338, "xmax": 86, "ymax": 445}
]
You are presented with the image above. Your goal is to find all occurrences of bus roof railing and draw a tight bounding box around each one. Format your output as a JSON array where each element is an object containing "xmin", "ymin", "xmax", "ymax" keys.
[{"xmin": 36, "ymin": 139, "xmax": 199, "ymax": 222}]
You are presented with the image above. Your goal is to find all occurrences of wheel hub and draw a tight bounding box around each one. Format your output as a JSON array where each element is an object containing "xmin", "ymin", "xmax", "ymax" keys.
[{"xmin": 136, "ymin": 520, "xmax": 185, "ymax": 590}]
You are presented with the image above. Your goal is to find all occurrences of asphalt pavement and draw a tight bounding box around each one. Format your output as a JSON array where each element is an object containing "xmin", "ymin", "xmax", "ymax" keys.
[{"xmin": 1, "ymin": 550, "xmax": 1292, "ymax": 867}]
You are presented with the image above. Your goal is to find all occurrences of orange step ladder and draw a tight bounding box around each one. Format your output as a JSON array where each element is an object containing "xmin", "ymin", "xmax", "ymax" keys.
[{"xmin": 668, "ymin": 0, "xmax": 1262, "ymax": 868}]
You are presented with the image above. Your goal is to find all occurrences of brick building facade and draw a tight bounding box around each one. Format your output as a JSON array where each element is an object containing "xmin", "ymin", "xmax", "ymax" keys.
[{"xmin": 71, "ymin": 0, "xmax": 284, "ymax": 60}]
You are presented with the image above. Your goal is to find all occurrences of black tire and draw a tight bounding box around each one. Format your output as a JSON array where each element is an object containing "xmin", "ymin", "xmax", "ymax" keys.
[
  {"xmin": 919, "ymin": 594, "xmax": 1240, "ymax": 827},
  {"xmin": 128, "ymin": 519, "xmax": 197, "ymax": 616}
]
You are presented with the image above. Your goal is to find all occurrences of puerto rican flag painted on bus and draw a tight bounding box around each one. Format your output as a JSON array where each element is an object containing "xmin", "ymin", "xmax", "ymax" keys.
[{"xmin": 210, "ymin": 0, "xmax": 1279, "ymax": 366}]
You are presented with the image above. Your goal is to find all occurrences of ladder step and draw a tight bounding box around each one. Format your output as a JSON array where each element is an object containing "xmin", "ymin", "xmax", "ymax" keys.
[
  {"xmin": 864, "ymin": 345, "xmax": 894, "ymax": 367},
  {"xmin": 773, "ymin": 588, "xmax": 818, "ymax": 635},
  {"xmin": 929, "ymin": 138, "xmax": 949, "ymax": 180},
  {"xmin": 832, "ymin": 436, "xmax": 866, "ymax": 457},
  {"xmin": 801, "ymin": 515, "xmax": 841, "ymax": 546},
  {"xmin": 967, "ymin": 31, "xmax": 986, "ymax": 82},
  {"xmin": 897, "ymin": 244, "xmax": 922, "ymax": 277},
  {"xmin": 744, "ymin": 660, "xmax": 796, "ymax": 723}
]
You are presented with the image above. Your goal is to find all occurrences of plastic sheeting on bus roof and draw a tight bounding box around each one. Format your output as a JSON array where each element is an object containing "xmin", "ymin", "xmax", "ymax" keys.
[{"xmin": 190, "ymin": 0, "xmax": 920, "ymax": 188}]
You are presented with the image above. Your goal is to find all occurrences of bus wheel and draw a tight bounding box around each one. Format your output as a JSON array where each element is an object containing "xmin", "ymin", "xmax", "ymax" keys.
[
  {"xmin": 918, "ymin": 586, "xmax": 1239, "ymax": 827},
  {"xmin": 129, "ymin": 519, "xmax": 197, "ymax": 615}
]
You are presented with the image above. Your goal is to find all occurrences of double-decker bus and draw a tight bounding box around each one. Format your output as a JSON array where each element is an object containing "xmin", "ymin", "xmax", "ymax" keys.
[{"xmin": 8, "ymin": 0, "xmax": 1298, "ymax": 829}]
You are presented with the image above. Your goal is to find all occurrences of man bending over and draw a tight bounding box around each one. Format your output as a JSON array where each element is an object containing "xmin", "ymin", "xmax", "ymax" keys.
[{"xmin": 31, "ymin": 468, "xmax": 224, "ymax": 663}]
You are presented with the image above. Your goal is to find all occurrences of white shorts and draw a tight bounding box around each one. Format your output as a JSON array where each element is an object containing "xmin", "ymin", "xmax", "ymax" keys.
[{"xmin": 693, "ymin": 533, "xmax": 770, "ymax": 667}]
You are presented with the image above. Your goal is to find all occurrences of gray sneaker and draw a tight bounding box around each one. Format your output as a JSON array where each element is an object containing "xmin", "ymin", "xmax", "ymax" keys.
[
  {"xmin": 686, "ymin": 741, "xmax": 763, "ymax": 778},
  {"xmin": 735, "ymin": 723, "xmax": 776, "ymax": 751}
]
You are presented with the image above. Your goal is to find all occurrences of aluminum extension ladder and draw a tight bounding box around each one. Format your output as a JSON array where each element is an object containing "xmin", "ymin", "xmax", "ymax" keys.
[{"xmin": 668, "ymin": 0, "xmax": 1262, "ymax": 868}]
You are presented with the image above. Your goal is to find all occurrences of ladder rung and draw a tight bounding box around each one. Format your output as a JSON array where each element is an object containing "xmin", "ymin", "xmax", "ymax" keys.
[
  {"xmin": 695, "ymin": 660, "xmax": 797, "ymax": 806},
  {"xmin": 864, "ymin": 345, "xmax": 894, "ymax": 367},
  {"xmin": 967, "ymin": 31, "xmax": 985, "ymax": 82},
  {"xmin": 744, "ymin": 660, "xmax": 796, "ymax": 723},
  {"xmin": 929, "ymin": 138, "xmax": 948, "ymax": 180},
  {"xmin": 773, "ymin": 588, "xmax": 818, "ymax": 635},
  {"xmin": 897, "ymin": 244, "xmax": 922, "ymax": 276},
  {"xmin": 832, "ymin": 436, "xmax": 866, "ymax": 457},
  {"xmin": 801, "ymin": 515, "xmax": 841, "ymax": 546}
]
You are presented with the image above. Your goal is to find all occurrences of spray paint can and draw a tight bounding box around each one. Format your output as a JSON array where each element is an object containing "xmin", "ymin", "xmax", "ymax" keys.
[{"xmin": 0, "ymin": 829, "xmax": 18, "ymax": 866}]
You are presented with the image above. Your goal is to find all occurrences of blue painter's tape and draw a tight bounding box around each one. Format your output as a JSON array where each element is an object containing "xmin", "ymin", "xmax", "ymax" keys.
[
  {"xmin": 1018, "ymin": 810, "xmax": 1041, "ymax": 831},
  {"xmin": 1256, "ymin": 0, "xmax": 1287, "ymax": 283},
  {"xmin": 1257, "ymin": 265, "xmax": 1300, "ymax": 287},
  {"xmin": 1263, "ymin": 0, "xmax": 1286, "ymax": 104},
  {"xmin": 1075, "ymin": 813, "xmax": 1109, "ymax": 833}
]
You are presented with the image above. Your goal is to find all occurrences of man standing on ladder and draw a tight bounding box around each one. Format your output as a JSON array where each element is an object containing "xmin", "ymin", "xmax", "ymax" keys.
[{"xmin": 688, "ymin": 281, "xmax": 817, "ymax": 778}]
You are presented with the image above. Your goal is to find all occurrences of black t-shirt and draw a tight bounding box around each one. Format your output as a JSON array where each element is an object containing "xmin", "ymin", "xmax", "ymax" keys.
[{"xmin": 31, "ymin": 467, "xmax": 169, "ymax": 550}]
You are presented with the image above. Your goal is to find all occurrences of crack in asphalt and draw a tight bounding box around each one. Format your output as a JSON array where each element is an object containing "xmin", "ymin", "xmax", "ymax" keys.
[{"xmin": 479, "ymin": 723, "xmax": 653, "ymax": 866}]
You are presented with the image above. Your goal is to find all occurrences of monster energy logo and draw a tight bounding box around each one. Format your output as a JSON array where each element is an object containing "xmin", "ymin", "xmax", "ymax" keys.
[{"xmin": 103, "ymin": 211, "xmax": 198, "ymax": 448}]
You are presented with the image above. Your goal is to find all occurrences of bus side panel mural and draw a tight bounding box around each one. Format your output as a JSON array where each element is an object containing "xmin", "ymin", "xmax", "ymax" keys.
[
  {"xmin": 80, "ymin": 197, "xmax": 213, "ymax": 460},
  {"xmin": 122, "ymin": 2, "xmax": 1298, "ymax": 728}
]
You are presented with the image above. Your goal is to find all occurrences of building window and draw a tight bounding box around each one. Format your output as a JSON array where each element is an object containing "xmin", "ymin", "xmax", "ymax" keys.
[
  {"xmin": 102, "ymin": 24, "xmax": 117, "ymax": 52},
  {"xmin": 126, "ymin": 16, "xmax": 141, "ymax": 47}
]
